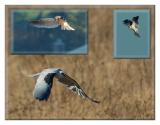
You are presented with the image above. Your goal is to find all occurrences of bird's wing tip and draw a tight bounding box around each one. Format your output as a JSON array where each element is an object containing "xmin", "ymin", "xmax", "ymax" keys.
[
  {"xmin": 87, "ymin": 97, "xmax": 100, "ymax": 104},
  {"xmin": 93, "ymin": 100, "xmax": 100, "ymax": 104}
]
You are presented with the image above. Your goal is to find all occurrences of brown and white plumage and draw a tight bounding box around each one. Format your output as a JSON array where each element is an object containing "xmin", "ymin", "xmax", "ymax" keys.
[
  {"xmin": 30, "ymin": 16, "xmax": 75, "ymax": 30},
  {"xmin": 55, "ymin": 69, "xmax": 100, "ymax": 103}
]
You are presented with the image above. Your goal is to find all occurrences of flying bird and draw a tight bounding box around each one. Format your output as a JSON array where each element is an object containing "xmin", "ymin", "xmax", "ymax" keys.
[
  {"xmin": 123, "ymin": 16, "xmax": 140, "ymax": 37},
  {"xmin": 30, "ymin": 16, "xmax": 75, "ymax": 30},
  {"xmin": 28, "ymin": 68, "xmax": 100, "ymax": 103}
]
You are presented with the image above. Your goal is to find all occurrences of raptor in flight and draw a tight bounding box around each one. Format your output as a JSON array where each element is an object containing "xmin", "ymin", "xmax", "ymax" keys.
[
  {"xmin": 30, "ymin": 16, "xmax": 75, "ymax": 30},
  {"xmin": 28, "ymin": 68, "xmax": 100, "ymax": 103},
  {"xmin": 123, "ymin": 16, "xmax": 140, "ymax": 37}
]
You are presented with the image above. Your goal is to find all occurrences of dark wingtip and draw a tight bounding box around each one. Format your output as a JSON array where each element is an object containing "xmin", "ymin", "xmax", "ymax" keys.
[
  {"xmin": 123, "ymin": 19, "xmax": 131, "ymax": 26},
  {"xmin": 123, "ymin": 19, "xmax": 127, "ymax": 24},
  {"xmin": 88, "ymin": 97, "xmax": 100, "ymax": 104},
  {"xmin": 132, "ymin": 16, "xmax": 139, "ymax": 24},
  {"xmin": 93, "ymin": 100, "xmax": 100, "ymax": 104}
]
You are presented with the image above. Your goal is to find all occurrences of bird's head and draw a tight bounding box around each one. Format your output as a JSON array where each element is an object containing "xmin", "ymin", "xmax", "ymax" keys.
[
  {"xmin": 60, "ymin": 16, "xmax": 66, "ymax": 21},
  {"xmin": 54, "ymin": 16, "xmax": 66, "ymax": 21},
  {"xmin": 54, "ymin": 16, "xmax": 61, "ymax": 20}
]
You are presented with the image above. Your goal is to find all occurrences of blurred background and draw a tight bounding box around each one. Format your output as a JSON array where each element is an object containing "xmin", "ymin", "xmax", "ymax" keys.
[
  {"xmin": 6, "ymin": 5, "xmax": 155, "ymax": 119},
  {"xmin": 11, "ymin": 9, "xmax": 87, "ymax": 54}
]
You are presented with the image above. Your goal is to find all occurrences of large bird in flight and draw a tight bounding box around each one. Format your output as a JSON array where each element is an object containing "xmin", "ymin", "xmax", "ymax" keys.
[
  {"xmin": 123, "ymin": 16, "xmax": 140, "ymax": 37},
  {"xmin": 28, "ymin": 68, "xmax": 100, "ymax": 103},
  {"xmin": 30, "ymin": 16, "xmax": 75, "ymax": 30}
]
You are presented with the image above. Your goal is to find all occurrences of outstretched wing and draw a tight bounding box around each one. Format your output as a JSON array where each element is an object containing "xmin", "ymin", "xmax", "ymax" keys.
[
  {"xmin": 123, "ymin": 19, "xmax": 132, "ymax": 26},
  {"xmin": 55, "ymin": 72, "xmax": 99, "ymax": 103},
  {"xmin": 30, "ymin": 18, "xmax": 59, "ymax": 28},
  {"xmin": 132, "ymin": 16, "xmax": 139, "ymax": 24}
]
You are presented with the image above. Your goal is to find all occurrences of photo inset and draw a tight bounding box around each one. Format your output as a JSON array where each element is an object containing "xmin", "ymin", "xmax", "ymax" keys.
[
  {"xmin": 114, "ymin": 10, "xmax": 150, "ymax": 58},
  {"xmin": 11, "ymin": 9, "xmax": 88, "ymax": 54}
]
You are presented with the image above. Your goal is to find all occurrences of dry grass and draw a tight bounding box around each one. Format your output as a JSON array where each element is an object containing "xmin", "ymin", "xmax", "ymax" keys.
[{"xmin": 5, "ymin": 5, "xmax": 155, "ymax": 119}]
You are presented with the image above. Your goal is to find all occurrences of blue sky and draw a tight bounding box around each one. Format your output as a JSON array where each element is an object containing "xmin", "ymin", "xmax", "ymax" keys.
[{"xmin": 114, "ymin": 10, "xmax": 150, "ymax": 58}]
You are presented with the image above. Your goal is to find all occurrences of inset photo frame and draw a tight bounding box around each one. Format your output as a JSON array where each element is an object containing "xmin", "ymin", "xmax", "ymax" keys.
[
  {"xmin": 10, "ymin": 9, "xmax": 88, "ymax": 54},
  {"xmin": 114, "ymin": 10, "xmax": 150, "ymax": 58}
]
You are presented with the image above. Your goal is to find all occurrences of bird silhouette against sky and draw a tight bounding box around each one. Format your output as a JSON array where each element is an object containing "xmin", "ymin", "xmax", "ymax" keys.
[
  {"xmin": 28, "ymin": 68, "xmax": 100, "ymax": 103},
  {"xmin": 123, "ymin": 16, "xmax": 140, "ymax": 37},
  {"xmin": 30, "ymin": 16, "xmax": 75, "ymax": 30}
]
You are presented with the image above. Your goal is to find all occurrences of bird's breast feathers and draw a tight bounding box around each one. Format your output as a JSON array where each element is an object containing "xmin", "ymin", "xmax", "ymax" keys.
[{"xmin": 130, "ymin": 23, "xmax": 138, "ymax": 32}]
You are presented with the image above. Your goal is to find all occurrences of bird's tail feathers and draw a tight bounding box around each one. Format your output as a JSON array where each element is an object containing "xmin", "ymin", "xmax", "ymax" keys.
[
  {"xmin": 62, "ymin": 22, "xmax": 75, "ymax": 30},
  {"xmin": 66, "ymin": 25, "xmax": 75, "ymax": 30},
  {"xmin": 61, "ymin": 25, "xmax": 75, "ymax": 30},
  {"xmin": 134, "ymin": 32, "xmax": 141, "ymax": 37}
]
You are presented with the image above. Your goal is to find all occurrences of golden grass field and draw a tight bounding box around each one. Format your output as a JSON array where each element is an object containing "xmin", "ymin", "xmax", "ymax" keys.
[{"xmin": 5, "ymin": 5, "xmax": 155, "ymax": 119}]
